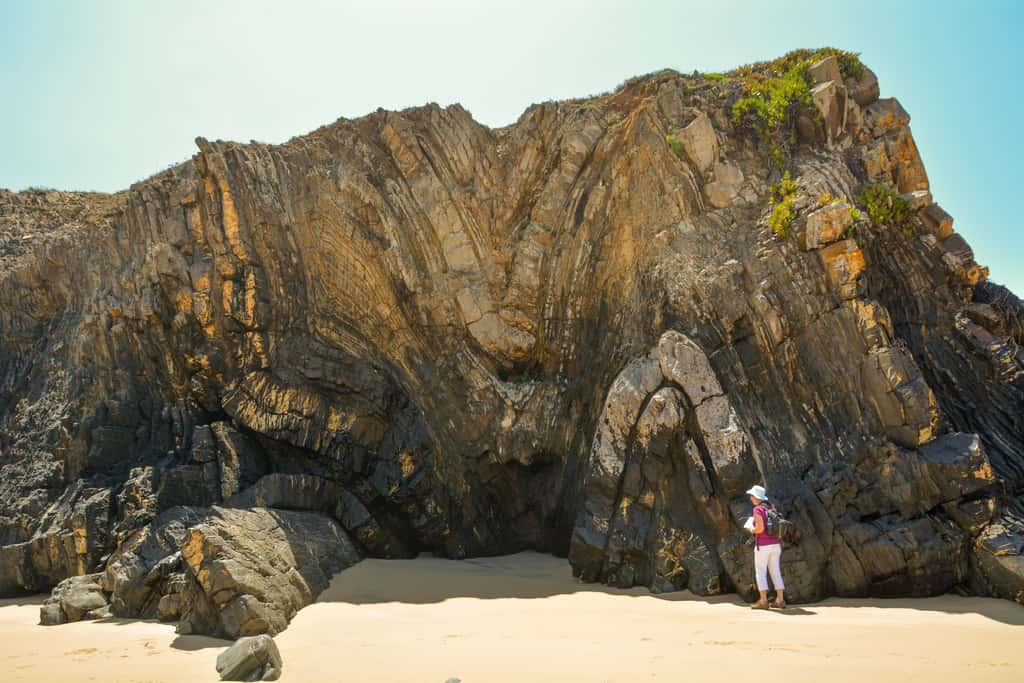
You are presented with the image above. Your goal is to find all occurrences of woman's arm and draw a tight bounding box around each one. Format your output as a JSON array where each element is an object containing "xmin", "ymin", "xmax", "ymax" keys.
[{"xmin": 752, "ymin": 508, "xmax": 765, "ymax": 534}]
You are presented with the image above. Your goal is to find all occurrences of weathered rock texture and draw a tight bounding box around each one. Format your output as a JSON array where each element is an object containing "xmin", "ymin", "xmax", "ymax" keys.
[
  {"xmin": 2, "ymin": 51, "xmax": 1023, "ymax": 632},
  {"xmin": 216, "ymin": 634, "xmax": 283, "ymax": 681}
]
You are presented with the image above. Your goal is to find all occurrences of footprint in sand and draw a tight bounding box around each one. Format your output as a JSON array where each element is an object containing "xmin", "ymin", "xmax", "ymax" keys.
[
  {"xmin": 65, "ymin": 648, "xmax": 99, "ymax": 656},
  {"xmin": 132, "ymin": 639, "xmax": 161, "ymax": 655}
]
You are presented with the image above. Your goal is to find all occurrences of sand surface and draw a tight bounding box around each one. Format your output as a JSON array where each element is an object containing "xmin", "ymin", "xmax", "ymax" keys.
[{"xmin": 1, "ymin": 552, "xmax": 1021, "ymax": 682}]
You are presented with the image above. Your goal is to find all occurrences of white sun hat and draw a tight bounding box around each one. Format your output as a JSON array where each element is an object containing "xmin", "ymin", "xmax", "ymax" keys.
[{"xmin": 745, "ymin": 485, "xmax": 768, "ymax": 501}]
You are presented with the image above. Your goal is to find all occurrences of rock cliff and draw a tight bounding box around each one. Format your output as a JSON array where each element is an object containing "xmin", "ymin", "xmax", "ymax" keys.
[{"xmin": 2, "ymin": 49, "xmax": 1023, "ymax": 635}]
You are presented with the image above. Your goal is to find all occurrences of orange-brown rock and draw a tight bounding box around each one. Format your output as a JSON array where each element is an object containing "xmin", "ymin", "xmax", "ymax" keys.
[{"xmin": 820, "ymin": 239, "xmax": 867, "ymax": 299}]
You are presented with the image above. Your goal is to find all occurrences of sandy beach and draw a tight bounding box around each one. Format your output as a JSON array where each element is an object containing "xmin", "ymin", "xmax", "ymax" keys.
[{"xmin": 1, "ymin": 552, "xmax": 1021, "ymax": 682}]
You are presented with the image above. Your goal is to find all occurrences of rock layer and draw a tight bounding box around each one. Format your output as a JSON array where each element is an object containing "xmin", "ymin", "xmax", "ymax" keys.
[{"xmin": 2, "ymin": 50, "xmax": 1023, "ymax": 632}]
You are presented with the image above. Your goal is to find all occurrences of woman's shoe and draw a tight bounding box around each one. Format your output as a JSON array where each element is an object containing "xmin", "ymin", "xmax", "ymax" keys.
[
  {"xmin": 750, "ymin": 601, "xmax": 770, "ymax": 610},
  {"xmin": 771, "ymin": 601, "xmax": 786, "ymax": 610}
]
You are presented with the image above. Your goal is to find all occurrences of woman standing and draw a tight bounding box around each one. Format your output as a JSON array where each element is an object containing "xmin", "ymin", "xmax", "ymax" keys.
[{"xmin": 745, "ymin": 485, "xmax": 785, "ymax": 609}]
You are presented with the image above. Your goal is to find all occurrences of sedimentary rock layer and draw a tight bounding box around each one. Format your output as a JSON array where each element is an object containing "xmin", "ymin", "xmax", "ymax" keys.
[{"xmin": 1, "ymin": 50, "xmax": 1022, "ymax": 634}]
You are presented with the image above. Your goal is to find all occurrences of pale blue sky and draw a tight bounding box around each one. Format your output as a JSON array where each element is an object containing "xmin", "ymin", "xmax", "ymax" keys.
[{"xmin": 2, "ymin": 1, "xmax": 1021, "ymax": 292}]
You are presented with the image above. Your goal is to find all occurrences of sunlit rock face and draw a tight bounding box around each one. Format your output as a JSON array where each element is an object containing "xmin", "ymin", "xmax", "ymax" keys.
[{"xmin": 2, "ymin": 51, "xmax": 1023, "ymax": 634}]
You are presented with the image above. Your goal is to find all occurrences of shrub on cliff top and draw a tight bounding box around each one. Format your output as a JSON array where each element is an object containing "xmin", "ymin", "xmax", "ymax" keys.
[
  {"xmin": 731, "ymin": 63, "xmax": 813, "ymax": 133},
  {"xmin": 730, "ymin": 63, "xmax": 812, "ymax": 168},
  {"xmin": 817, "ymin": 47, "xmax": 867, "ymax": 81},
  {"xmin": 728, "ymin": 48, "xmax": 864, "ymax": 167},
  {"xmin": 730, "ymin": 48, "xmax": 865, "ymax": 83}
]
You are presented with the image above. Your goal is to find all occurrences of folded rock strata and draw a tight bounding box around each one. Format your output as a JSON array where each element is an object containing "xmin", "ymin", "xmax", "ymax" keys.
[{"xmin": 1, "ymin": 50, "xmax": 1022, "ymax": 633}]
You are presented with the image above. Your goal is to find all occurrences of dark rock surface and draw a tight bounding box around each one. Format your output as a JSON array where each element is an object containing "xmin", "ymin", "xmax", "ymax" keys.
[{"xmin": 2, "ymin": 49, "xmax": 1023, "ymax": 635}]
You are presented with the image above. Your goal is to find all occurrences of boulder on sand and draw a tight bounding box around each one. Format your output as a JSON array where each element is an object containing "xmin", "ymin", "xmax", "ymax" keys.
[
  {"xmin": 39, "ymin": 572, "xmax": 109, "ymax": 625},
  {"xmin": 216, "ymin": 634, "xmax": 283, "ymax": 681}
]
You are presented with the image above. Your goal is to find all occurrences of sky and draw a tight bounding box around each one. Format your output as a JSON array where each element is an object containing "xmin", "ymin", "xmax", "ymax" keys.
[{"xmin": 1, "ymin": 0, "xmax": 1021, "ymax": 291}]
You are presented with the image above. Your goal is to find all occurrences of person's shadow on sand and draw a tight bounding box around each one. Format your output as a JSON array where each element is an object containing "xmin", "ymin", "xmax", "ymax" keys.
[{"xmin": 765, "ymin": 606, "xmax": 815, "ymax": 616}]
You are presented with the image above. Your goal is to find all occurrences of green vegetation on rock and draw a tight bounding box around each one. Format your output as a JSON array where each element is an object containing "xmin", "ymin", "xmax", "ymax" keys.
[
  {"xmin": 732, "ymin": 62, "xmax": 813, "ymax": 131},
  {"xmin": 857, "ymin": 183, "xmax": 914, "ymax": 235},
  {"xmin": 665, "ymin": 133, "xmax": 684, "ymax": 158},
  {"xmin": 768, "ymin": 171, "xmax": 800, "ymax": 238},
  {"xmin": 731, "ymin": 48, "xmax": 866, "ymax": 84},
  {"xmin": 728, "ymin": 48, "xmax": 864, "ymax": 167}
]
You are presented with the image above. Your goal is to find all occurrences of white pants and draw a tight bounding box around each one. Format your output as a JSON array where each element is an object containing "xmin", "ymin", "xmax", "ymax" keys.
[{"xmin": 754, "ymin": 543, "xmax": 784, "ymax": 591}]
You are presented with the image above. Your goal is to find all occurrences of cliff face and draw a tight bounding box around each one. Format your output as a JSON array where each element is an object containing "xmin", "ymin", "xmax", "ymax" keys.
[{"xmin": 2, "ymin": 50, "xmax": 1023, "ymax": 634}]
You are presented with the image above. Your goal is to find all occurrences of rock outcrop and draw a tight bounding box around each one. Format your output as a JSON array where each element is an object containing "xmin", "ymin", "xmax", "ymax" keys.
[
  {"xmin": 40, "ymin": 572, "xmax": 110, "ymax": 625},
  {"xmin": 67, "ymin": 505, "xmax": 360, "ymax": 637},
  {"xmin": 177, "ymin": 506, "xmax": 359, "ymax": 637},
  {"xmin": 2, "ymin": 48, "xmax": 1023, "ymax": 633}
]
